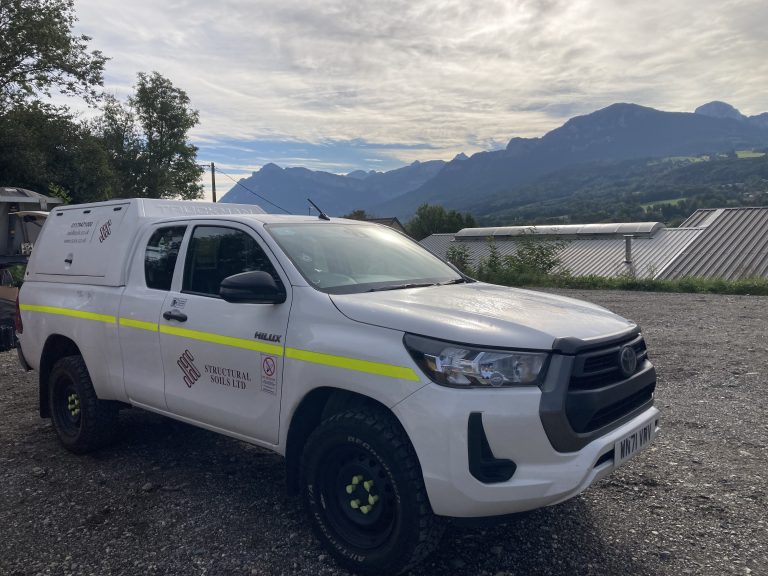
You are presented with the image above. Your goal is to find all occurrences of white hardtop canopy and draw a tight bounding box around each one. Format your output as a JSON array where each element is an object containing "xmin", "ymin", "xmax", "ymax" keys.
[
  {"xmin": 49, "ymin": 198, "xmax": 266, "ymax": 219},
  {"xmin": 29, "ymin": 198, "xmax": 369, "ymax": 287},
  {"xmin": 50, "ymin": 198, "xmax": 367, "ymax": 225},
  {"xmin": 31, "ymin": 199, "xmax": 268, "ymax": 286}
]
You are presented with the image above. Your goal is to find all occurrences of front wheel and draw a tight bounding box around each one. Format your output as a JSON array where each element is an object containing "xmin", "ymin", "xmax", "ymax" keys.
[{"xmin": 300, "ymin": 407, "xmax": 445, "ymax": 575}]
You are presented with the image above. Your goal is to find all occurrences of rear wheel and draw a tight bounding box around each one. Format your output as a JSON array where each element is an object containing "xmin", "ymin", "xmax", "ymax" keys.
[
  {"xmin": 49, "ymin": 355, "xmax": 118, "ymax": 453},
  {"xmin": 300, "ymin": 407, "xmax": 444, "ymax": 575}
]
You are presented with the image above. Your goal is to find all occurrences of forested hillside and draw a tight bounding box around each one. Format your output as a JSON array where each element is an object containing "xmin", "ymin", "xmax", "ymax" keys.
[{"xmin": 475, "ymin": 153, "xmax": 768, "ymax": 226}]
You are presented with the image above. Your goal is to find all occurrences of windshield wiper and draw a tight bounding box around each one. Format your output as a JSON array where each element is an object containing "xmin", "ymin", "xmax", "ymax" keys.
[
  {"xmin": 438, "ymin": 278, "xmax": 467, "ymax": 285},
  {"xmin": 368, "ymin": 282, "xmax": 437, "ymax": 292}
]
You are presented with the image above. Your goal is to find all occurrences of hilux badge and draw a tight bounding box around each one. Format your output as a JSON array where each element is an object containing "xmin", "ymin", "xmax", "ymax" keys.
[
  {"xmin": 254, "ymin": 331, "xmax": 282, "ymax": 343},
  {"xmin": 619, "ymin": 345, "xmax": 638, "ymax": 377}
]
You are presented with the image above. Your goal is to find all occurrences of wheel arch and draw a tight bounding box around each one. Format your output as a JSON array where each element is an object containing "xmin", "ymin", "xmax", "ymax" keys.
[
  {"xmin": 38, "ymin": 335, "xmax": 82, "ymax": 418},
  {"xmin": 284, "ymin": 387, "xmax": 405, "ymax": 496}
]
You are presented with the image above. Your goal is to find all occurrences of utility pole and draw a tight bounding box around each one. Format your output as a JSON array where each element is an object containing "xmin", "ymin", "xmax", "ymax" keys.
[{"xmin": 210, "ymin": 162, "xmax": 217, "ymax": 203}]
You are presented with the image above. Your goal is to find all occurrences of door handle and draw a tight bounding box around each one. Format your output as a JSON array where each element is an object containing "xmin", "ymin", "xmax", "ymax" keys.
[{"xmin": 162, "ymin": 309, "xmax": 188, "ymax": 322}]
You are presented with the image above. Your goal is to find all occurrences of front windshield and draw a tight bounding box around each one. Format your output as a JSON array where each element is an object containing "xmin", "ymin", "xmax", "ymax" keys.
[{"xmin": 266, "ymin": 223, "xmax": 462, "ymax": 294}]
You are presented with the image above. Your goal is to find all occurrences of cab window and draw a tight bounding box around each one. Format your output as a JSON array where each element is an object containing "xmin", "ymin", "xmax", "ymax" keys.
[
  {"xmin": 182, "ymin": 226, "xmax": 281, "ymax": 297},
  {"xmin": 145, "ymin": 226, "xmax": 186, "ymax": 291}
]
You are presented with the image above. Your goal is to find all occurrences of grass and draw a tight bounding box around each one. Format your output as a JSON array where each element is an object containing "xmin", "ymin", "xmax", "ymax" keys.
[
  {"xmin": 640, "ymin": 197, "xmax": 687, "ymax": 209},
  {"xmin": 649, "ymin": 155, "xmax": 708, "ymax": 165},
  {"xmin": 649, "ymin": 151, "xmax": 765, "ymax": 165},
  {"xmin": 736, "ymin": 150, "xmax": 766, "ymax": 159}
]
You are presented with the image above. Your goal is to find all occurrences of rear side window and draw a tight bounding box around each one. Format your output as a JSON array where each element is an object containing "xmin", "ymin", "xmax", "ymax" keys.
[
  {"xmin": 145, "ymin": 226, "xmax": 186, "ymax": 290},
  {"xmin": 182, "ymin": 226, "xmax": 281, "ymax": 297}
]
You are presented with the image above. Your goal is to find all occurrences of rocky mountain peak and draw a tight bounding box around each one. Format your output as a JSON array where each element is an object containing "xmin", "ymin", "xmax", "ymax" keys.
[
  {"xmin": 695, "ymin": 101, "xmax": 746, "ymax": 122},
  {"xmin": 260, "ymin": 162, "xmax": 283, "ymax": 173}
]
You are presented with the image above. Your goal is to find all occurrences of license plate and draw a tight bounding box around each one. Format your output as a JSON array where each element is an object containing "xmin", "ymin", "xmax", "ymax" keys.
[{"xmin": 614, "ymin": 417, "xmax": 657, "ymax": 467}]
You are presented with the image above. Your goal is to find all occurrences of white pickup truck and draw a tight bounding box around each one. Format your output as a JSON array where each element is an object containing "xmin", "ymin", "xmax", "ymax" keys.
[{"xmin": 16, "ymin": 199, "xmax": 659, "ymax": 574}]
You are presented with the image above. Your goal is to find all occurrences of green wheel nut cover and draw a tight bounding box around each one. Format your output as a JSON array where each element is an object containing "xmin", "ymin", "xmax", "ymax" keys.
[
  {"xmin": 67, "ymin": 393, "xmax": 80, "ymax": 416},
  {"xmin": 346, "ymin": 475, "xmax": 379, "ymax": 514}
]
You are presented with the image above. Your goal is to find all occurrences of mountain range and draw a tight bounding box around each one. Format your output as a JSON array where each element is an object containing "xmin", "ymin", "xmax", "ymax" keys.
[{"xmin": 220, "ymin": 101, "xmax": 768, "ymax": 220}]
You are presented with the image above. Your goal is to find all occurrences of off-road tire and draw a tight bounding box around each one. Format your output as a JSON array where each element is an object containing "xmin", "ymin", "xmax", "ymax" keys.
[
  {"xmin": 300, "ymin": 406, "xmax": 445, "ymax": 575},
  {"xmin": 49, "ymin": 355, "xmax": 118, "ymax": 454}
]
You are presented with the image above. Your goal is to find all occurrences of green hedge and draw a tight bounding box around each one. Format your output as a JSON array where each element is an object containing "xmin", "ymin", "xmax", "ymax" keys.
[
  {"xmin": 485, "ymin": 272, "xmax": 768, "ymax": 296},
  {"xmin": 448, "ymin": 237, "xmax": 768, "ymax": 296}
]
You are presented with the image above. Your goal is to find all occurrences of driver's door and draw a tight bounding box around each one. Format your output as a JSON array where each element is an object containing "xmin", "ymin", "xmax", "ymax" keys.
[{"xmin": 159, "ymin": 222, "xmax": 290, "ymax": 443}]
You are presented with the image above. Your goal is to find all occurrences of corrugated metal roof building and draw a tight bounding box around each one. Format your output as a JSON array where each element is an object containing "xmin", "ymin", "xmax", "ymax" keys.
[
  {"xmin": 420, "ymin": 207, "xmax": 768, "ymax": 280},
  {"xmin": 657, "ymin": 207, "xmax": 768, "ymax": 280}
]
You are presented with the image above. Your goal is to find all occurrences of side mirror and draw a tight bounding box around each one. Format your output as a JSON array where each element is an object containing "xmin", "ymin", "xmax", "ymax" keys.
[{"xmin": 219, "ymin": 271, "xmax": 286, "ymax": 304}]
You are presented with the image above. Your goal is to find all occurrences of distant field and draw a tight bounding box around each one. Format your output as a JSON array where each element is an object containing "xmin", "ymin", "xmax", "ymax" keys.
[
  {"xmin": 640, "ymin": 197, "xmax": 687, "ymax": 208},
  {"xmin": 650, "ymin": 151, "xmax": 765, "ymax": 164},
  {"xmin": 736, "ymin": 150, "xmax": 766, "ymax": 158},
  {"xmin": 650, "ymin": 155, "xmax": 707, "ymax": 165}
]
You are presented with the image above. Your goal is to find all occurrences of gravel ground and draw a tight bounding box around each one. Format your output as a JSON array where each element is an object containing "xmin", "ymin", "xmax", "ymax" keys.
[{"xmin": 1, "ymin": 289, "xmax": 766, "ymax": 576}]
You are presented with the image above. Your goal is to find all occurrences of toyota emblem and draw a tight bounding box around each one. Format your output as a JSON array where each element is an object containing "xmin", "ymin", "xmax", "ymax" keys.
[{"xmin": 619, "ymin": 345, "xmax": 638, "ymax": 377}]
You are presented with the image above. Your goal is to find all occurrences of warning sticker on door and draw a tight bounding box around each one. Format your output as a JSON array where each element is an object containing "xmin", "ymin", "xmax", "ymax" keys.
[{"xmin": 260, "ymin": 354, "xmax": 278, "ymax": 395}]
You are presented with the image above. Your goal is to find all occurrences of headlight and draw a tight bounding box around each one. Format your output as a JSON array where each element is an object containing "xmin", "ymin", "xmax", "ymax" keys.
[{"xmin": 404, "ymin": 334, "xmax": 549, "ymax": 388}]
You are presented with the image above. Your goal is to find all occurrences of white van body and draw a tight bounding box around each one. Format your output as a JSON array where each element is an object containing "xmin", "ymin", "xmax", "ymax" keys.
[{"xmin": 17, "ymin": 199, "xmax": 659, "ymax": 573}]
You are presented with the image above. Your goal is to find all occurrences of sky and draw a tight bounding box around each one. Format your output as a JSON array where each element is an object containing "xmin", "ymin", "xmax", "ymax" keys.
[{"xmin": 72, "ymin": 0, "xmax": 768, "ymax": 200}]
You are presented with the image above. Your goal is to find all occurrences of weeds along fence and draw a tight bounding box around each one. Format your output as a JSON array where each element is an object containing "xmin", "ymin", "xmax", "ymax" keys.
[{"xmin": 446, "ymin": 237, "xmax": 768, "ymax": 296}]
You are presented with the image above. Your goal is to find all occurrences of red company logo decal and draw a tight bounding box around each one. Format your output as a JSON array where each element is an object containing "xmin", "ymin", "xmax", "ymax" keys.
[
  {"xmin": 98, "ymin": 219, "xmax": 112, "ymax": 243},
  {"xmin": 177, "ymin": 349, "xmax": 200, "ymax": 388}
]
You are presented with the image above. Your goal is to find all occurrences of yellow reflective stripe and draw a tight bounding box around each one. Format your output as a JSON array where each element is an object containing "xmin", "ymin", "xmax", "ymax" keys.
[
  {"xmin": 19, "ymin": 304, "xmax": 116, "ymax": 324},
  {"xmin": 158, "ymin": 324, "xmax": 284, "ymax": 355},
  {"xmin": 20, "ymin": 304, "xmax": 419, "ymax": 381},
  {"xmin": 119, "ymin": 318, "xmax": 158, "ymax": 332},
  {"xmin": 285, "ymin": 348, "xmax": 420, "ymax": 382}
]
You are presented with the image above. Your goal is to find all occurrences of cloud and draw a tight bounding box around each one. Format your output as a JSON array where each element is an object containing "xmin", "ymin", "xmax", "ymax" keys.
[{"xmin": 74, "ymin": 0, "xmax": 768, "ymax": 181}]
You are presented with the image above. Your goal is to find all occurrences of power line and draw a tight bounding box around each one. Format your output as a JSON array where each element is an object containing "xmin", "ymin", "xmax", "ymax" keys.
[{"xmin": 213, "ymin": 166, "xmax": 292, "ymax": 214}]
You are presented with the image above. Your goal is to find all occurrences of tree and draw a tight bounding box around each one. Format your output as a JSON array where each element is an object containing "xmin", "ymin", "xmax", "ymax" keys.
[
  {"xmin": 96, "ymin": 72, "xmax": 203, "ymax": 199},
  {"xmin": 0, "ymin": 0, "xmax": 107, "ymax": 112},
  {"xmin": 92, "ymin": 95, "xmax": 140, "ymax": 194},
  {"xmin": 406, "ymin": 204, "xmax": 477, "ymax": 240},
  {"xmin": 343, "ymin": 209, "xmax": 371, "ymax": 220},
  {"xmin": 0, "ymin": 102, "xmax": 117, "ymax": 202}
]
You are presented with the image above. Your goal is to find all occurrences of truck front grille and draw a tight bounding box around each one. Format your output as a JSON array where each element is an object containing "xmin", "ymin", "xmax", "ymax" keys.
[
  {"xmin": 566, "ymin": 334, "xmax": 654, "ymax": 434},
  {"xmin": 539, "ymin": 331, "xmax": 657, "ymax": 452},
  {"xmin": 570, "ymin": 334, "xmax": 648, "ymax": 390}
]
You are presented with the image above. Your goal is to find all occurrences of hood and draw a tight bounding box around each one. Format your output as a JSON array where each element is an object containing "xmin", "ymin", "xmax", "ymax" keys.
[{"xmin": 330, "ymin": 283, "xmax": 636, "ymax": 351}]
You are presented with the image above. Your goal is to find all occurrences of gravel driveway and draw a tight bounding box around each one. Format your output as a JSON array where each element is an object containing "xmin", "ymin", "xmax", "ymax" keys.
[{"xmin": 1, "ymin": 290, "xmax": 766, "ymax": 576}]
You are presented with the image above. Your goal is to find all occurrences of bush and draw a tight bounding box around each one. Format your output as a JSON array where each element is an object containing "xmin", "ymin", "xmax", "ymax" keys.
[
  {"xmin": 505, "ymin": 234, "xmax": 567, "ymax": 276},
  {"xmin": 8, "ymin": 264, "xmax": 25, "ymax": 287},
  {"xmin": 475, "ymin": 234, "xmax": 569, "ymax": 286},
  {"xmin": 453, "ymin": 234, "xmax": 768, "ymax": 295},
  {"xmin": 446, "ymin": 244, "xmax": 471, "ymax": 274}
]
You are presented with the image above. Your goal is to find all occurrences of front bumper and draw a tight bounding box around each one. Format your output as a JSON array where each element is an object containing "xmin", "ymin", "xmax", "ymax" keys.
[{"xmin": 393, "ymin": 380, "xmax": 660, "ymax": 518}]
